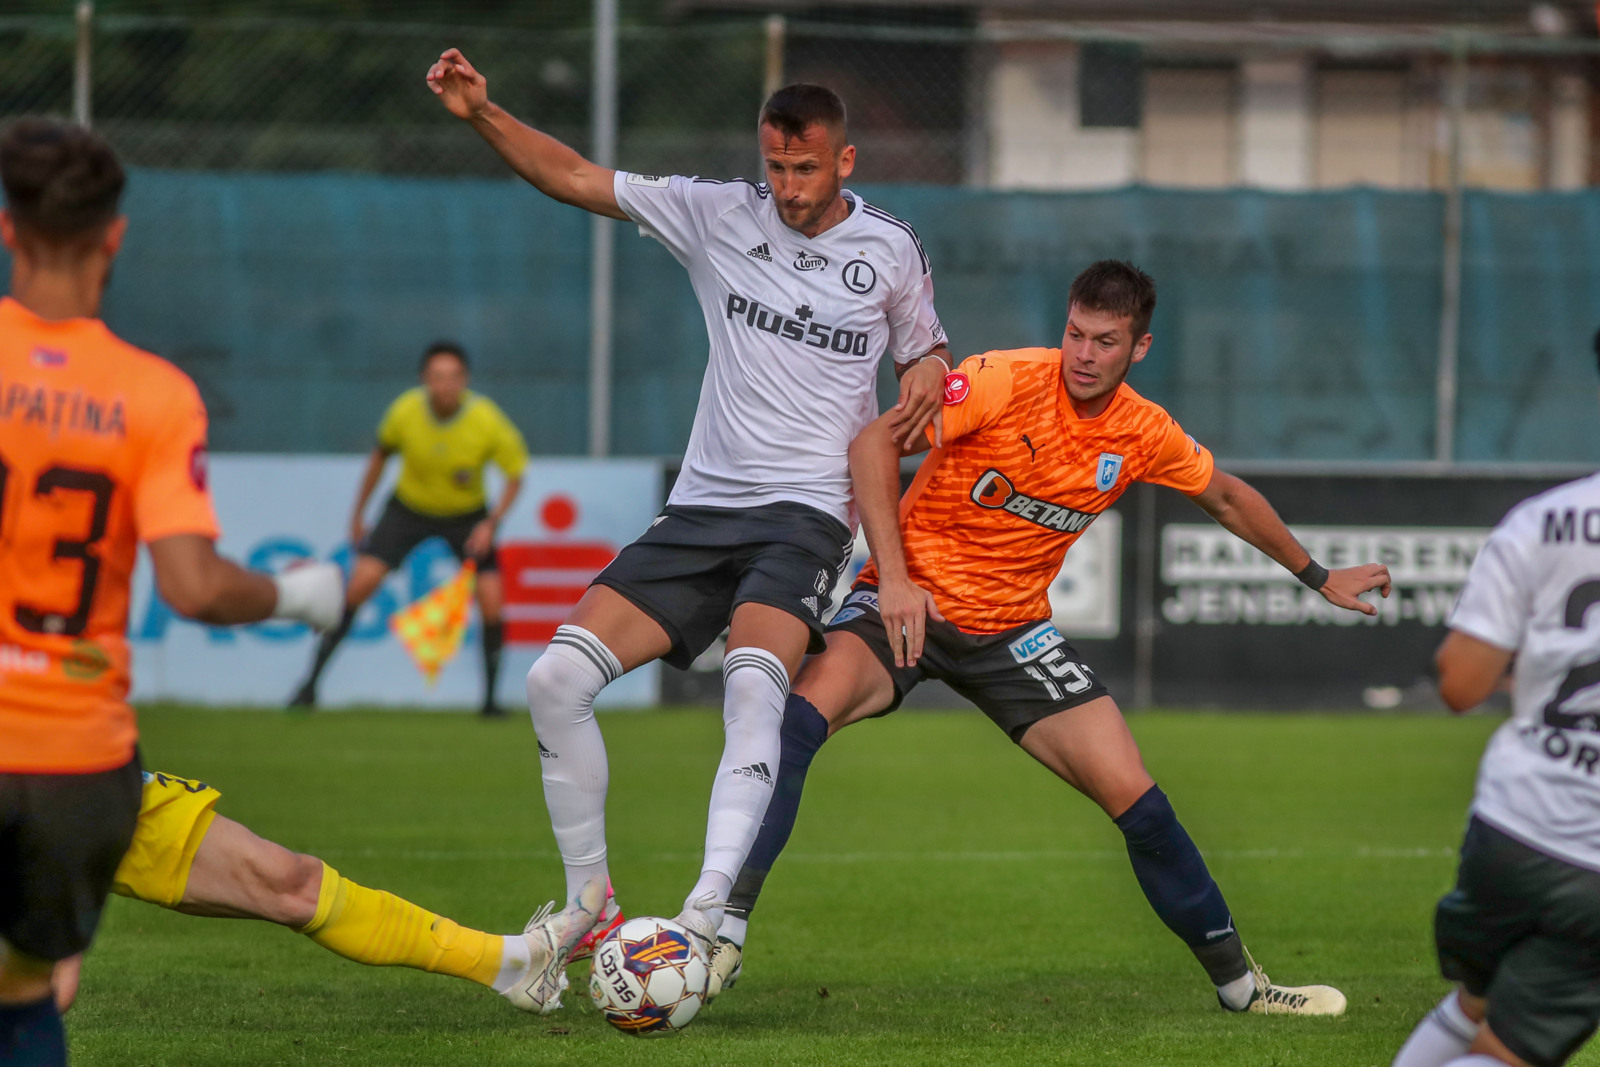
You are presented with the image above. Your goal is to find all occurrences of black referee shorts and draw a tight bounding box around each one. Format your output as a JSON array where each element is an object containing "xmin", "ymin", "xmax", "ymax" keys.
[
  {"xmin": 360, "ymin": 496, "xmax": 500, "ymax": 574},
  {"xmin": 826, "ymin": 584, "xmax": 1109, "ymax": 743},
  {"xmin": 0, "ymin": 755, "xmax": 143, "ymax": 961},
  {"xmin": 1436, "ymin": 816, "xmax": 1600, "ymax": 1067},
  {"xmin": 593, "ymin": 502, "xmax": 852, "ymax": 670}
]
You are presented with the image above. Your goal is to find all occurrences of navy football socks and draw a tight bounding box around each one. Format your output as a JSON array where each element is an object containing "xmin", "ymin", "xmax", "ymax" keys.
[
  {"xmin": 726, "ymin": 693, "xmax": 830, "ymax": 926},
  {"xmin": 0, "ymin": 995, "xmax": 67, "ymax": 1067},
  {"xmin": 1114, "ymin": 784, "xmax": 1249, "ymax": 987}
]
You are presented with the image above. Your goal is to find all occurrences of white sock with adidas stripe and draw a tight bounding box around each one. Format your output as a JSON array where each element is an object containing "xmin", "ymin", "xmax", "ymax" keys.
[
  {"xmin": 687, "ymin": 646, "xmax": 789, "ymax": 926},
  {"xmin": 526, "ymin": 624, "xmax": 622, "ymax": 901}
]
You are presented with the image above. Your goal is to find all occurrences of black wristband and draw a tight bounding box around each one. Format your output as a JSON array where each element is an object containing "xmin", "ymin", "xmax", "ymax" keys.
[{"xmin": 1293, "ymin": 559, "xmax": 1329, "ymax": 590}]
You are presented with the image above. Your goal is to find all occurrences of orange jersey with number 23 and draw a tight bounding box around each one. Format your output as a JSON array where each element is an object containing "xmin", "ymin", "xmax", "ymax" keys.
[
  {"xmin": 859, "ymin": 348, "xmax": 1214, "ymax": 633},
  {"xmin": 0, "ymin": 296, "xmax": 218, "ymax": 773}
]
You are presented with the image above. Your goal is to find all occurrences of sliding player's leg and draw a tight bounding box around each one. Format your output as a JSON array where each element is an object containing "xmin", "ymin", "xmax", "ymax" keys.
[
  {"xmin": 74, "ymin": 772, "xmax": 560, "ymax": 1013},
  {"xmin": 1015, "ymin": 695, "xmax": 1345, "ymax": 1015},
  {"xmin": 289, "ymin": 553, "xmax": 391, "ymax": 707}
]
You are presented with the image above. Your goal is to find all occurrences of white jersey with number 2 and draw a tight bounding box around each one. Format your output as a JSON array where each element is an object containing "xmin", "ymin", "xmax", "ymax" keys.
[
  {"xmin": 1449, "ymin": 472, "xmax": 1600, "ymax": 872},
  {"xmin": 612, "ymin": 172, "xmax": 945, "ymax": 529}
]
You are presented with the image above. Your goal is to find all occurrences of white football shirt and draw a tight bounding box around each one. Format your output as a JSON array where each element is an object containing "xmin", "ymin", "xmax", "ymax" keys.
[
  {"xmin": 613, "ymin": 171, "xmax": 945, "ymax": 527},
  {"xmin": 1449, "ymin": 472, "xmax": 1600, "ymax": 871}
]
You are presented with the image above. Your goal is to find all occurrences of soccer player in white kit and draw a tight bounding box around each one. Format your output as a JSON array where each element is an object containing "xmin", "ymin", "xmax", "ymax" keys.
[
  {"xmin": 426, "ymin": 53, "xmax": 952, "ymax": 1012},
  {"xmin": 1393, "ymin": 467, "xmax": 1600, "ymax": 1062}
]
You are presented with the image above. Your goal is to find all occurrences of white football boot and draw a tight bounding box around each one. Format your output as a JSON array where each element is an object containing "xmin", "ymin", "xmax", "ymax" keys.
[
  {"xmin": 705, "ymin": 938, "xmax": 743, "ymax": 1003},
  {"xmin": 499, "ymin": 876, "xmax": 608, "ymax": 1014},
  {"xmin": 672, "ymin": 890, "xmax": 720, "ymax": 960},
  {"xmin": 1229, "ymin": 944, "xmax": 1348, "ymax": 1016}
]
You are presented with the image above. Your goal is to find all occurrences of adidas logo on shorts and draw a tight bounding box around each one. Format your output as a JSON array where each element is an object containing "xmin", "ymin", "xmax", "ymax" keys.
[
  {"xmin": 802, "ymin": 595, "xmax": 819, "ymax": 616},
  {"xmin": 746, "ymin": 242, "xmax": 772, "ymax": 262},
  {"xmin": 733, "ymin": 762, "xmax": 773, "ymax": 785}
]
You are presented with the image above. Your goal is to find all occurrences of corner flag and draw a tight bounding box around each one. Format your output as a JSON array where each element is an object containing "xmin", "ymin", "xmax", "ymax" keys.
[{"xmin": 390, "ymin": 561, "xmax": 476, "ymax": 685}]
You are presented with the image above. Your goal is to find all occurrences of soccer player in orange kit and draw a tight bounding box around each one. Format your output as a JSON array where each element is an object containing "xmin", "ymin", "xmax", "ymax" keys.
[
  {"xmin": 0, "ymin": 119, "xmax": 342, "ymax": 1065},
  {"xmin": 709, "ymin": 260, "xmax": 1394, "ymax": 1017}
]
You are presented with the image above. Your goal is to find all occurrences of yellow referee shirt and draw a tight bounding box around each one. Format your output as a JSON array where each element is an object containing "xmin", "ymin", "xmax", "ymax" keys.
[{"xmin": 376, "ymin": 388, "xmax": 528, "ymax": 518}]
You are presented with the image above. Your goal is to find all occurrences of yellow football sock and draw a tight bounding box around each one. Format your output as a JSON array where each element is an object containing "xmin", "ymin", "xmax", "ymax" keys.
[{"xmin": 297, "ymin": 863, "xmax": 504, "ymax": 987}]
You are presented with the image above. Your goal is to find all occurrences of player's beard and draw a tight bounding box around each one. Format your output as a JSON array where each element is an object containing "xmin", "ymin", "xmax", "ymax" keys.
[{"xmin": 778, "ymin": 173, "xmax": 843, "ymax": 234}]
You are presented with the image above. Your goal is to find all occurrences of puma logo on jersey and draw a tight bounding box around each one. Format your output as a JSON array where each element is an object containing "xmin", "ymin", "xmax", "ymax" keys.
[
  {"xmin": 970, "ymin": 469, "xmax": 1099, "ymax": 533},
  {"xmin": 1021, "ymin": 435, "xmax": 1038, "ymax": 461},
  {"xmin": 746, "ymin": 243, "xmax": 772, "ymax": 262}
]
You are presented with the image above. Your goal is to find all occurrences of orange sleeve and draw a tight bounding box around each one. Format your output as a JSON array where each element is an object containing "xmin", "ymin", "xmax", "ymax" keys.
[
  {"xmin": 134, "ymin": 370, "xmax": 221, "ymax": 543},
  {"xmin": 925, "ymin": 354, "xmax": 1014, "ymax": 447},
  {"xmin": 1141, "ymin": 415, "xmax": 1215, "ymax": 496}
]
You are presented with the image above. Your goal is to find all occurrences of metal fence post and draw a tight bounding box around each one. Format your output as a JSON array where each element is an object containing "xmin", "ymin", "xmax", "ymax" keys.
[
  {"xmin": 73, "ymin": 1, "xmax": 93, "ymax": 128},
  {"xmin": 763, "ymin": 14, "xmax": 786, "ymax": 101},
  {"xmin": 1433, "ymin": 33, "xmax": 1467, "ymax": 464},
  {"xmin": 588, "ymin": 0, "xmax": 618, "ymax": 458}
]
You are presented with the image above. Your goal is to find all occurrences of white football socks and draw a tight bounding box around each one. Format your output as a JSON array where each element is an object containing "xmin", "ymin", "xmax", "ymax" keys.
[
  {"xmin": 526, "ymin": 625, "xmax": 622, "ymax": 901},
  {"xmin": 1440, "ymin": 1058, "xmax": 1503, "ymax": 1067},
  {"xmin": 689, "ymin": 647, "xmax": 788, "ymax": 922},
  {"xmin": 1217, "ymin": 972, "xmax": 1256, "ymax": 1011},
  {"xmin": 1393, "ymin": 993, "xmax": 1480, "ymax": 1067}
]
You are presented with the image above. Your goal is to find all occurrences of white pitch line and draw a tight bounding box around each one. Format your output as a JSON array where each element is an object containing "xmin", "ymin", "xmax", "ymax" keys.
[{"xmin": 311, "ymin": 845, "xmax": 1456, "ymax": 863}]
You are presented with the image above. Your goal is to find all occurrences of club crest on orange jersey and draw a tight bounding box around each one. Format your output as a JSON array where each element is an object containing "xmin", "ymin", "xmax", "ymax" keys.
[
  {"xmin": 1095, "ymin": 453, "xmax": 1123, "ymax": 492},
  {"xmin": 943, "ymin": 371, "xmax": 970, "ymax": 405}
]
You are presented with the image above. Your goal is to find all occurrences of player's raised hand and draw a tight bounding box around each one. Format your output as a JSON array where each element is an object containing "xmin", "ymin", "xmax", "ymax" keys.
[
  {"xmin": 878, "ymin": 574, "xmax": 944, "ymax": 668},
  {"xmin": 1318, "ymin": 563, "xmax": 1393, "ymax": 617},
  {"xmin": 888, "ymin": 355, "xmax": 946, "ymax": 449},
  {"xmin": 426, "ymin": 48, "xmax": 488, "ymax": 120}
]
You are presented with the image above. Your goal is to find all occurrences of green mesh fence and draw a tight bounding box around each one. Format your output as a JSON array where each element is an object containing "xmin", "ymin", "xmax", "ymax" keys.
[{"xmin": 3, "ymin": 170, "xmax": 1599, "ymax": 463}]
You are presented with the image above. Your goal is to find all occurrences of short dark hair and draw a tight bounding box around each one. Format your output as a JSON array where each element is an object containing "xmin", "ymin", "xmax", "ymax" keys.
[
  {"xmin": 1068, "ymin": 260, "xmax": 1157, "ymax": 338},
  {"xmin": 0, "ymin": 118, "xmax": 125, "ymax": 240},
  {"xmin": 420, "ymin": 340, "xmax": 468, "ymax": 373},
  {"xmin": 759, "ymin": 84, "xmax": 847, "ymax": 145}
]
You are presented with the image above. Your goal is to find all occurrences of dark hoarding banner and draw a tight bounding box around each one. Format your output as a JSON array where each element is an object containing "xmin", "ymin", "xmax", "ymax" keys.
[
  {"xmin": 659, "ymin": 462, "xmax": 1592, "ymax": 710},
  {"xmin": 1144, "ymin": 468, "xmax": 1583, "ymax": 708}
]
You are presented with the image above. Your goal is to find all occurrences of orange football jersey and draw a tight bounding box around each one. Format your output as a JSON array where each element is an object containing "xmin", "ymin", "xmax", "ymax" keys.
[
  {"xmin": 859, "ymin": 347, "xmax": 1213, "ymax": 633},
  {"xmin": 0, "ymin": 296, "xmax": 219, "ymax": 773}
]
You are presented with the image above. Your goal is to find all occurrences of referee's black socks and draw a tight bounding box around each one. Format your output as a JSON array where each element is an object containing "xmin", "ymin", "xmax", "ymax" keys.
[{"xmin": 481, "ymin": 621, "xmax": 505, "ymax": 714}]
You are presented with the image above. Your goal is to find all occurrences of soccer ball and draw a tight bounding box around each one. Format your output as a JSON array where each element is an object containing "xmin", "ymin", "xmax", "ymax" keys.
[{"xmin": 588, "ymin": 916, "xmax": 710, "ymax": 1036}]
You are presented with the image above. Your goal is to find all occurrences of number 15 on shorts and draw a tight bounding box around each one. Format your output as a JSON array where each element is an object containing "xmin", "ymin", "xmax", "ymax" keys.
[{"xmin": 1024, "ymin": 648, "xmax": 1097, "ymax": 700}]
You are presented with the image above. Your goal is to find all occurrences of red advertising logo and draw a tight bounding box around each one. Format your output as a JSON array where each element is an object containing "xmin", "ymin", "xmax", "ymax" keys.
[{"xmin": 500, "ymin": 494, "xmax": 618, "ymax": 645}]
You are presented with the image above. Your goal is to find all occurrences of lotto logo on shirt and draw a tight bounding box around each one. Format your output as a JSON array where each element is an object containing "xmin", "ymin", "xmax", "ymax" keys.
[{"xmin": 943, "ymin": 372, "xmax": 970, "ymax": 405}]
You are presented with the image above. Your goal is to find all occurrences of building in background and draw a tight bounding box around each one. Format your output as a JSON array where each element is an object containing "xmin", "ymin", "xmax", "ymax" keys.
[{"xmin": 686, "ymin": 0, "xmax": 1598, "ymax": 189}]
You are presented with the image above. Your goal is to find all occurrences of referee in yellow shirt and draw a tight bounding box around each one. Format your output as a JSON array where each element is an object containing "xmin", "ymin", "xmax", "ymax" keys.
[{"xmin": 290, "ymin": 341, "xmax": 528, "ymax": 716}]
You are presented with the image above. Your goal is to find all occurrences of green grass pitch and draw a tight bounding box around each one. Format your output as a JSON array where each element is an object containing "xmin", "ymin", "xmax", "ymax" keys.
[{"xmin": 64, "ymin": 704, "xmax": 1597, "ymax": 1066}]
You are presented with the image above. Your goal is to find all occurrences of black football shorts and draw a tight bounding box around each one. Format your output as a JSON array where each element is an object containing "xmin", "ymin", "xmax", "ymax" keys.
[
  {"xmin": 360, "ymin": 495, "xmax": 500, "ymax": 574},
  {"xmin": 593, "ymin": 502, "xmax": 852, "ymax": 670},
  {"xmin": 0, "ymin": 755, "xmax": 143, "ymax": 961},
  {"xmin": 826, "ymin": 584, "xmax": 1109, "ymax": 743},
  {"xmin": 1436, "ymin": 816, "xmax": 1600, "ymax": 1067}
]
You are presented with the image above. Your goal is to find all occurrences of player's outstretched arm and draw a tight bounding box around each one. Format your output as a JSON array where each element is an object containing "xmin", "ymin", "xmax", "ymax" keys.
[
  {"xmin": 425, "ymin": 48, "xmax": 625, "ymax": 220},
  {"xmin": 1190, "ymin": 470, "xmax": 1392, "ymax": 616},
  {"xmin": 1434, "ymin": 630, "xmax": 1513, "ymax": 713},
  {"xmin": 848, "ymin": 412, "xmax": 942, "ymax": 666},
  {"xmin": 147, "ymin": 534, "xmax": 343, "ymax": 630}
]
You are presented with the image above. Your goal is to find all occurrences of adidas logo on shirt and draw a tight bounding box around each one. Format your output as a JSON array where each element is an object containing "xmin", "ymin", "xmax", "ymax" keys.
[
  {"xmin": 733, "ymin": 762, "xmax": 774, "ymax": 785},
  {"xmin": 746, "ymin": 242, "xmax": 772, "ymax": 262}
]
